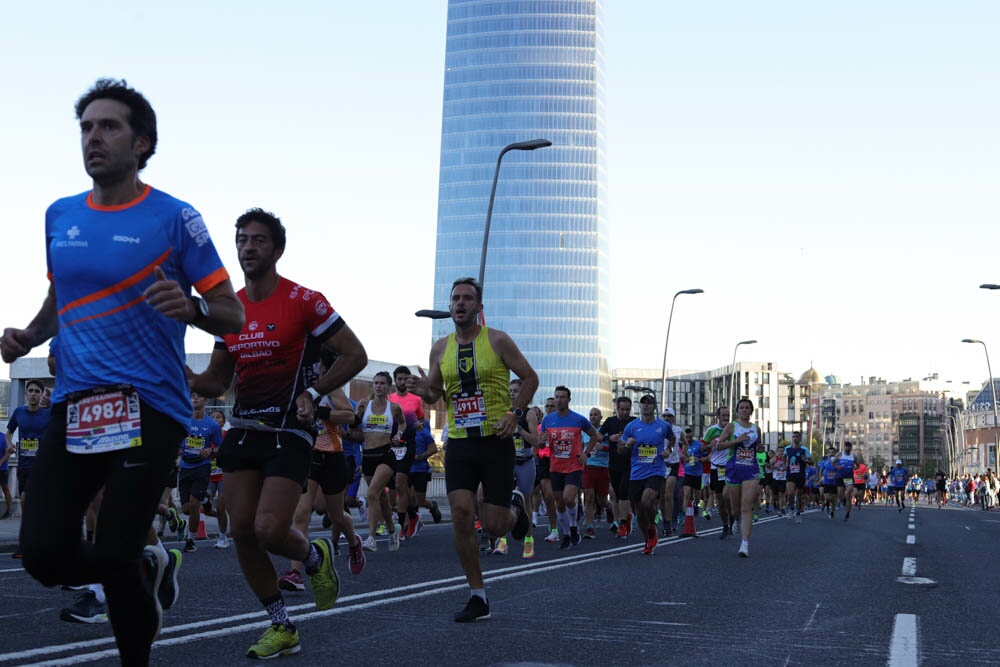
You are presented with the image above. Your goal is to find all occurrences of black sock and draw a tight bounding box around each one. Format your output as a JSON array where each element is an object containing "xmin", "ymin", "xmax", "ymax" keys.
[{"xmin": 263, "ymin": 595, "xmax": 294, "ymax": 631}]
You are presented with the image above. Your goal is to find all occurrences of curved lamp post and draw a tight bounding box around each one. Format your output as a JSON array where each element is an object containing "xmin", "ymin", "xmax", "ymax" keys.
[
  {"xmin": 962, "ymin": 338, "xmax": 1000, "ymax": 472},
  {"xmin": 729, "ymin": 339, "xmax": 757, "ymax": 413},
  {"xmin": 659, "ymin": 288, "xmax": 703, "ymax": 411}
]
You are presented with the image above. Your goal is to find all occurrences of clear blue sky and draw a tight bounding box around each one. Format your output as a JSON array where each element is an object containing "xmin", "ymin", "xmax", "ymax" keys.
[{"xmin": 2, "ymin": 1, "xmax": 998, "ymax": 392}]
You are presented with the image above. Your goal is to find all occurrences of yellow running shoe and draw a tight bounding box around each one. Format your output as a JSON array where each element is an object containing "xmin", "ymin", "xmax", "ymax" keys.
[{"xmin": 247, "ymin": 624, "xmax": 300, "ymax": 659}]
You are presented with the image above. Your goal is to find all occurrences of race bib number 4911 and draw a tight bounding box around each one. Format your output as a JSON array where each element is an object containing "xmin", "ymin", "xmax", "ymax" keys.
[{"xmin": 66, "ymin": 388, "xmax": 142, "ymax": 454}]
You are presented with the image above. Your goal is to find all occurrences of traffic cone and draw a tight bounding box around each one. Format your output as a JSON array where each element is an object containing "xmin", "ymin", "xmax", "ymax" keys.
[
  {"xmin": 682, "ymin": 500, "xmax": 698, "ymax": 537},
  {"xmin": 194, "ymin": 518, "xmax": 208, "ymax": 539}
]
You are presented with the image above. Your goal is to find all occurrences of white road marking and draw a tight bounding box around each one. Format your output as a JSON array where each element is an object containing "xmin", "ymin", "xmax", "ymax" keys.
[
  {"xmin": 647, "ymin": 601, "xmax": 687, "ymax": 606},
  {"xmin": 803, "ymin": 602, "xmax": 820, "ymax": 631},
  {"xmin": 887, "ymin": 613, "xmax": 918, "ymax": 666},
  {"xmin": 908, "ymin": 524, "xmax": 915, "ymax": 530},
  {"xmin": 906, "ymin": 535, "xmax": 915, "ymax": 544},
  {"xmin": 0, "ymin": 568, "xmax": 24, "ymax": 574},
  {"xmin": 901, "ymin": 558, "xmax": 917, "ymax": 576},
  {"xmin": 896, "ymin": 576, "xmax": 935, "ymax": 585}
]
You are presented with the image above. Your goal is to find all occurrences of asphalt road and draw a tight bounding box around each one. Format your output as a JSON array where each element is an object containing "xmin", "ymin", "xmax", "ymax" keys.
[{"xmin": 0, "ymin": 501, "xmax": 996, "ymax": 666}]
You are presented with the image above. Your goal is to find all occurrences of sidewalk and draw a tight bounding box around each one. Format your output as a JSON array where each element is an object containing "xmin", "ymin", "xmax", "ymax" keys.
[{"xmin": 0, "ymin": 498, "xmax": 453, "ymax": 552}]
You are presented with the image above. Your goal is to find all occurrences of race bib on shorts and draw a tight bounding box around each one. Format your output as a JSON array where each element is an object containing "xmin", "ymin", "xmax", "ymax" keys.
[
  {"xmin": 736, "ymin": 448, "xmax": 755, "ymax": 465},
  {"xmin": 19, "ymin": 438, "xmax": 39, "ymax": 455},
  {"xmin": 392, "ymin": 446, "xmax": 407, "ymax": 461},
  {"xmin": 66, "ymin": 386, "xmax": 142, "ymax": 454},
  {"xmin": 452, "ymin": 391, "xmax": 486, "ymax": 429},
  {"xmin": 790, "ymin": 463, "xmax": 800, "ymax": 474}
]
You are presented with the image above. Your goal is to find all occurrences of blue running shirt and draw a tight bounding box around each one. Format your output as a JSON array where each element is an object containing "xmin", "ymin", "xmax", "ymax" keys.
[
  {"xmin": 621, "ymin": 418, "xmax": 670, "ymax": 481},
  {"xmin": 46, "ymin": 186, "xmax": 229, "ymax": 425}
]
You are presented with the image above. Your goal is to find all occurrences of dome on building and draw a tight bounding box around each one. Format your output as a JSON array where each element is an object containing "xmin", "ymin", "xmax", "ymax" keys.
[{"xmin": 798, "ymin": 366, "xmax": 821, "ymax": 384}]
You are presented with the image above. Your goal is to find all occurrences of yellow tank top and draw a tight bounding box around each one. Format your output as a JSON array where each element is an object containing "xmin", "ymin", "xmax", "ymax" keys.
[{"xmin": 441, "ymin": 326, "xmax": 509, "ymax": 439}]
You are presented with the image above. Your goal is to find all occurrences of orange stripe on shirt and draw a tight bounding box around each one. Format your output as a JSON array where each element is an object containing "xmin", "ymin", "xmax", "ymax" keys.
[
  {"xmin": 58, "ymin": 248, "xmax": 172, "ymax": 317},
  {"xmin": 86, "ymin": 185, "xmax": 152, "ymax": 212},
  {"xmin": 194, "ymin": 266, "xmax": 230, "ymax": 295},
  {"xmin": 63, "ymin": 293, "xmax": 146, "ymax": 327}
]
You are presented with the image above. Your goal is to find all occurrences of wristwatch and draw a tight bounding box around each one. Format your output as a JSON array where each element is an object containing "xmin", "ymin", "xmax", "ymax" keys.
[
  {"xmin": 512, "ymin": 407, "xmax": 525, "ymax": 418},
  {"xmin": 189, "ymin": 296, "xmax": 209, "ymax": 324}
]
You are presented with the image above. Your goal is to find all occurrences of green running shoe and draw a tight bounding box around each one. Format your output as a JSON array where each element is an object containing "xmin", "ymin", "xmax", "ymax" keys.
[
  {"xmin": 307, "ymin": 538, "xmax": 341, "ymax": 611},
  {"xmin": 247, "ymin": 624, "xmax": 300, "ymax": 659}
]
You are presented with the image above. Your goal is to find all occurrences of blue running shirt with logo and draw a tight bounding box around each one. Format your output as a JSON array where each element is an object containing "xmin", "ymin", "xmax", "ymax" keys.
[{"xmin": 46, "ymin": 187, "xmax": 229, "ymax": 425}]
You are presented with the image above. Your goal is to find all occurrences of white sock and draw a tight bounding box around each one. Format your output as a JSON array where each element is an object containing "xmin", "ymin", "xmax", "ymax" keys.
[
  {"xmin": 556, "ymin": 510, "xmax": 570, "ymax": 535},
  {"xmin": 89, "ymin": 583, "xmax": 106, "ymax": 603},
  {"xmin": 567, "ymin": 506, "xmax": 577, "ymax": 528},
  {"xmin": 155, "ymin": 539, "xmax": 168, "ymax": 558},
  {"xmin": 470, "ymin": 588, "xmax": 487, "ymax": 602}
]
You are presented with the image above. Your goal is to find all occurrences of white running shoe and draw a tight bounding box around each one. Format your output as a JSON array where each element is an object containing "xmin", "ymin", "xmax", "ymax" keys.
[
  {"xmin": 361, "ymin": 536, "xmax": 377, "ymax": 552},
  {"xmin": 215, "ymin": 534, "xmax": 230, "ymax": 549},
  {"xmin": 388, "ymin": 524, "xmax": 400, "ymax": 552},
  {"xmin": 738, "ymin": 541, "xmax": 749, "ymax": 558}
]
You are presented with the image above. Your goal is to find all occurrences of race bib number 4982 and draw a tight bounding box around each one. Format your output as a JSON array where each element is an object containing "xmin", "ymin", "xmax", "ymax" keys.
[{"xmin": 66, "ymin": 388, "xmax": 142, "ymax": 454}]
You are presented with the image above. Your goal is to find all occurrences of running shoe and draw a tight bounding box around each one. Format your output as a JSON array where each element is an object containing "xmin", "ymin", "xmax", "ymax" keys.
[
  {"xmin": 357, "ymin": 498, "xmax": 368, "ymax": 522},
  {"xmin": 719, "ymin": 525, "xmax": 729, "ymax": 540},
  {"xmin": 643, "ymin": 524, "xmax": 658, "ymax": 555},
  {"xmin": 166, "ymin": 507, "xmax": 179, "ymax": 533},
  {"xmin": 654, "ymin": 510, "xmax": 662, "ymax": 524},
  {"xmin": 660, "ymin": 524, "xmax": 672, "ymax": 539},
  {"xmin": 183, "ymin": 538, "xmax": 197, "ymax": 553},
  {"xmin": 510, "ymin": 490, "xmax": 531, "ymax": 540},
  {"xmin": 544, "ymin": 530, "xmax": 560, "ymax": 543},
  {"xmin": 140, "ymin": 546, "xmax": 166, "ymax": 639},
  {"xmin": 307, "ymin": 538, "xmax": 340, "ymax": 611},
  {"xmin": 388, "ymin": 525, "xmax": 400, "ymax": 552},
  {"xmin": 247, "ymin": 624, "xmax": 300, "ymax": 659},
  {"xmin": 177, "ymin": 518, "xmax": 187, "ymax": 542},
  {"xmin": 453, "ymin": 595, "xmax": 490, "ymax": 623},
  {"xmin": 215, "ymin": 534, "xmax": 230, "ymax": 549},
  {"xmin": 278, "ymin": 569, "xmax": 306, "ymax": 592},
  {"xmin": 843, "ymin": 512, "xmax": 850, "ymax": 522},
  {"xmin": 429, "ymin": 499, "xmax": 442, "ymax": 524},
  {"xmin": 583, "ymin": 526, "xmax": 596, "ymax": 540},
  {"xmin": 617, "ymin": 521, "xmax": 628, "ymax": 539},
  {"xmin": 59, "ymin": 590, "xmax": 108, "ymax": 624},
  {"xmin": 609, "ymin": 521, "xmax": 619, "ymax": 535},
  {"xmin": 405, "ymin": 515, "xmax": 423, "ymax": 539},
  {"xmin": 702, "ymin": 511, "xmax": 710, "ymax": 520},
  {"xmin": 361, "ymin": 536, "xmax": 377, "ymax": 552},
  {"xmin": 158, "ymin": 548, "xmax": 182, "ymax": 611},
  {"xmin": 11, "ymin": 551, "xmax": 22, "ymax": 559},
  {"xmin": 605, "ymin": 505, "xmax": 614, "ymax": 525},
  {"xmin": 348, "ymin": 535, "xmax": 366, "ymax": 575},
  {"xmin": 492, "ymin": 537, "xmax": 509, "ymax": 555},
  {"xmin": 560, "ymin": 535, "xmax": 571, "ymax": 550},
  {"xmin": 376, "ymin": 524, "xmax": 388, "ymax": 536},
  {"xmin": 738, "ymin": 541, "xmax": 749, "ymax": 558},
  {"xmin": 522, "ymin": 536, "xmax": 535, "ymax": 559},
  {"xmin": 570, "ymin": 526, "xmax": 582, "ymax": 546}
]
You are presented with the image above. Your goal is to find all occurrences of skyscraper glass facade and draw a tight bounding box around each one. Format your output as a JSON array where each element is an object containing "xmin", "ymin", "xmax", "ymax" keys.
[{"xmin": 432, "ymin": 0, "xmax": 610, "ymax": 410}]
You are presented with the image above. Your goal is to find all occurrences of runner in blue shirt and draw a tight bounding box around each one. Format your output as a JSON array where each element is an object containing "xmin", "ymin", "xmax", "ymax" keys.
[
  {"xmin": 5, "ymin": 378, "xmax": 52, "ymax": 553},
  {"xmin": 889, "ymin": 460, "xmax": 908, "ymax": 512},
  {"xmin": 620, "ymin": 394, "xmax": 670, "ymax": 555},
  {"xmin": 0, "ymin": 79, "xmax": 244, "ymax": 665}
]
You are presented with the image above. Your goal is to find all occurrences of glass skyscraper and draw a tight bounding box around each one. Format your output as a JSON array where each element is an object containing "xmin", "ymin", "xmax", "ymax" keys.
[{"xmin": 432, "ymin": 0, "xmax": 611, "ymax": 410}]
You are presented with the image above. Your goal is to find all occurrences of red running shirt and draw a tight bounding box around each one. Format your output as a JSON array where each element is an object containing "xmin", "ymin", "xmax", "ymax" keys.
[{"xmin": 217, "ymin": 277, "xmax": 343, "ymax": 434}]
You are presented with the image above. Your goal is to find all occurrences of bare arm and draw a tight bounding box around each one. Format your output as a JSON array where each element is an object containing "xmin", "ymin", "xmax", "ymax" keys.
[
  {"xmin": 712, "ymin": 423, "xmax": 738, "ymax": 451},
  {"xmin": 320, "ymin": 388, "xmax": 356, "ymax": 424},
  {"xmin": 188, "ymin": 345, "xmax": 236, "ymax": 398},
  {"xmin": 296, "ymin": 323, "xmax": 368, "ymax": 425},
  {"xmin": 1, "ymin": 285, "xmax": 58, "ymax": 363},
  {"xmin": 521, "ymin": 409, "xmax": 540, "ymax": 448}
]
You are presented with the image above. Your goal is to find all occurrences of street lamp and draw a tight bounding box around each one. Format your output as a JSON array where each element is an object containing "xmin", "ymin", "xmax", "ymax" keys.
[
  {"xmin": 962, "ymin": 338, "xmax": 1000, "ymax": 472},
  {"xmin": 416, "ymin": 139, "xmax": 551, "ymax": 326},
  {"xmin": 659, "ymin": 288, "xmax": 704, "ymax": 411},
  {"xmin": 728, "ymin": 339, "xmax": 757, "ymax": 412},
  {"xmin": 479, "ymin": 139, "xmax": 552, "ymax": 287},
  {"xmin": 414, "ymin": 309, "xmax": 451, "ymax": 319}
]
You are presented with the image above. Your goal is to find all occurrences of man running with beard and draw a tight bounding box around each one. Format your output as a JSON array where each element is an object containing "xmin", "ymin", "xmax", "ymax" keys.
[
  {"xmin": 189, "ymin": 208, "xmax": 366, "ymax": 659},
  {"xmin": 407, "ymin": 277, "xmax": 535, "ymax": 622},
  {"xmin": 541, "ymin": 386, "xmax": 602, "ymax": 550}
]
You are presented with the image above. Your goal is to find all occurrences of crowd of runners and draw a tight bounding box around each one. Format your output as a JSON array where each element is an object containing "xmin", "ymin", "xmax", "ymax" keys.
[{"xmin": 1, "ymin": 78, "xmax": 993, "ymax": 664}]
